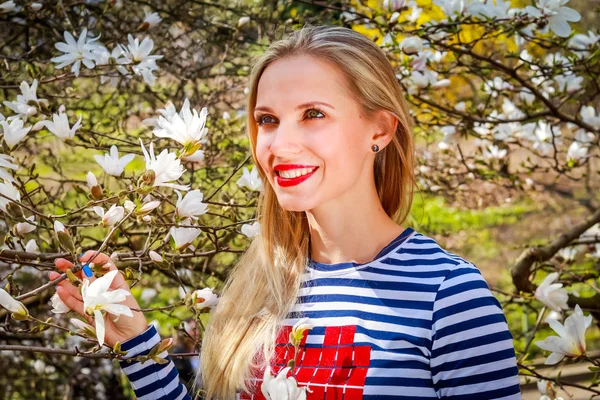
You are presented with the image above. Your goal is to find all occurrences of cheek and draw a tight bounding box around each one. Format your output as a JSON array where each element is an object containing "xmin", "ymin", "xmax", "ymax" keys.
[{"xmin": 255, "ymin": 136, "xmax": 272, "ymax": 179}]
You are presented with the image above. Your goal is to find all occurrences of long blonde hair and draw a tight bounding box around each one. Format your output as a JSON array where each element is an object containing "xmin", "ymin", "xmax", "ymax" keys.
[{"xmin": 198, "ymin": 24, "xmax": 416, "ymax": 399}]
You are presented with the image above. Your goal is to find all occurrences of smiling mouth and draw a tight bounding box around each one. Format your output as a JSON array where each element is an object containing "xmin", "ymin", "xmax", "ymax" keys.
[{"xmin": 275, "ymin": 167, "xmax": 319, "ymax": 187}]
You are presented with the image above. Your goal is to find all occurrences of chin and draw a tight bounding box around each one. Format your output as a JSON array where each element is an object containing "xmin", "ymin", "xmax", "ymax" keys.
[{"xmin": 276, "ymin": 197, "xmax": 314, "ymax": 213}]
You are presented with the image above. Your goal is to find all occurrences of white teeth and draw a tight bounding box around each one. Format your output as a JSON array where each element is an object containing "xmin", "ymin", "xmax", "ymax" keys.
[{"xmin": 278, "ymin": 167, "xmax": 315, "ymax": 179}]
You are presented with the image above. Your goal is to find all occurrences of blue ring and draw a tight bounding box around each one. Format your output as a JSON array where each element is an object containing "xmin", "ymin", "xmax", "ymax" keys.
[{"xmin": 82, "ymin": 264, "xmax": 93, "ymax": 278}]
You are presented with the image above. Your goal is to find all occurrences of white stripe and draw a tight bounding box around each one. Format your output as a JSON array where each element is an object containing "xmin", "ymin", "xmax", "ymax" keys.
[{"xmin": 122, "ymin": 350, "xmax": 169, "ymax": 375}]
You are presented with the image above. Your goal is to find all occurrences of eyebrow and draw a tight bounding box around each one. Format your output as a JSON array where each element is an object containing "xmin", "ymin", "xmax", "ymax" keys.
[{"xmin": 254, "ymin": 101, "xmax": 335, "ymax": 113}]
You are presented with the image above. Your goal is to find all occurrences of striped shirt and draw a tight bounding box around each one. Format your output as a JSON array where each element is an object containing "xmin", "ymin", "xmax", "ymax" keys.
[{"xmin": 120, "ymin": 227, "xmax": 522, "ymax": 399}]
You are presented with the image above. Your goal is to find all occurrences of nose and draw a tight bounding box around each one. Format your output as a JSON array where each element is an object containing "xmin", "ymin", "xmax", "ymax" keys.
[{"xmin": 268, "ymin": 120, "xmax": 302, "ymax": 157}]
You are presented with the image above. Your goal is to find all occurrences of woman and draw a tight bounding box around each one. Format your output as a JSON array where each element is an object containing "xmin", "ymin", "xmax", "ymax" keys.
[{"xmin": 50, "ymin": 25, "xmax": 522, "ymax": 400}]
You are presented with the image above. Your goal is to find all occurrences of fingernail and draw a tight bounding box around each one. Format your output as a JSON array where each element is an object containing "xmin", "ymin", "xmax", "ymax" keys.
[
  {"xmin": 82, "ymin": 264, "xmax": 93, "ymax": 277},
  {"xmin": 79, "ymin": 253, "xmax": 85, "ymax": 257}
]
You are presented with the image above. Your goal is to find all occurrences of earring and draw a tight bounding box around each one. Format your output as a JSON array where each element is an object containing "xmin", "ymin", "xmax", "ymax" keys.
[{"xmin": 372, "ymin": 144, "xmax": 379, "ymax": 153}]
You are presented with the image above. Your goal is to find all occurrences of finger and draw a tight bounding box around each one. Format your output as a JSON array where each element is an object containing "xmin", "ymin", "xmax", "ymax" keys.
[
  {"xmin": 56, "ymin": 286, "xmax": 93, "ymax": 325},
  {"xmin": 80, "ymin": 250, "xmax": 112, "ymax": 267},
  {"xmin": 49, "ymin": 271, "xmax": 83, "ymax": 301},
  {"xmin": 54, "ymin": 257, "xmax": 83, "ymax": 278},
  {"xmin": 102, "ymin": 263, "xmax": 131, "ymax": 291}
]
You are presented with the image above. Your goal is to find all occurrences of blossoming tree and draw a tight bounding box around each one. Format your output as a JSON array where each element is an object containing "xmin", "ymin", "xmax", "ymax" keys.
[{"xmin": 0, "ymin": 0, "xmax": 598, "ymax": 398}]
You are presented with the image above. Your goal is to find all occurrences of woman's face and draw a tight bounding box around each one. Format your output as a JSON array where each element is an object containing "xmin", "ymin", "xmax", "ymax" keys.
[{"xmin": 254, "ymin": 55, "xmax": 382, "ymax": 213}]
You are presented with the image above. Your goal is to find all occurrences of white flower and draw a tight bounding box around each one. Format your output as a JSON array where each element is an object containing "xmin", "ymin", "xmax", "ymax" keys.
[
  {"xmin": 400, "ymin": 37, "xmax": 423, "ymax": 55},
  {"xmin": 0, "ymin": 1, "xmax": 17, "ymax": 13},
  {"xmin": 484, "ymin": 76, "xmax": 513, "ymax": 97},
  {"xmin": 557, "ymin": 246, "xmax": 577, "ymax": 261},
  {"xmin": 50, "ymin": 292, "xmax": 71, "ymax": 314},
  {"xmin": 554, "ymin": 74, "xmax": 583, "ymax": 93},
  {"xmin": 433, "ymin": 0, "xmax": 469, "ymax": 17},
  {"xmin": 25, "ymin": 239, "xmax": 38, "ymax": 253},
  {"xmin": 384, "ymin": 0, "xmax": 408, "ymax": 11},
  {"xmin": 566, "ymin": 141, "xmax": 588, "ymax": 163},
  {"xmin": 406, "ymin": 0, "xmax": 423, "ymax": 22},
  {"xmin": 237, "ymin": 16, "xmax": 250, "ymax": 28},
  {"xmin": 93, "ymin": 204, "xmax": 125, "ymax": 227},
  {"xmin": 438, "ymin": 126, "xmax": 457, "ymax": 150},
  {"xmin": 290, "ymin": 317, "xmax": 313, "ymax": 346},
  {"xmin": 124, "ymin": 200, "xmax": 136, "ymax": 212},
  {"xmin": 0, "ymin": 288, "xmax": 28, "ymax": 316},
  {"xmin": 468, "ymin": 0, "xmax": 512, "ymax": 18},
  {"xmin": 0, "ymin": 117, "xmax": 31, "ymax": 149},
  {"xmin": 236, "ymin": 166, "xmax": 263, "ymax": 192},
  {"xmin": 580, "ymin": 106, "xmax": 600, "ymax": 130},
  {"xmin": 140, "ymin": 139, "xmax": 190, "ymax": 191},
  {"xmin": 153, "ymin": 99, "xmax": 209, "ymax": 154},
  {"xmin": 118, "ymin": 35, "xmax": 163, "ymax": 85},
  {"xmin": 524, "ymin": 0, "xmax": 581, "ymax": 38},
  {"xmin": 2, "ymin": 79, "xmax": 48, "ymax": 120},
  {"xmin": 0, "ymin": 181, "xmax": 20, "ymax": 212},
  {"xmin": 51, "ymin": 28, "xmax": 101, "ymax": 77},
  {"xmin": 30, "ymin": 2, "xmax": 42, "ymax": 11},
  {"xmin": 532, "ymin": 121, "xmax": 562, "ymax": 156},
  {"xmin": 81, "ymin": 269, "xmax": 133, "ymax": 347},
  {"xmin": 535, "ymin": 304, "xmax": 592, "ymax": 365},
  {"xmin": 148, "ymin": 250, "xmax": 163, "ymax": 262},
  {"xmin": 141, "ymin": 11, "xmax": 162, "ymax": 30},
  {"xmin": 483, "ymin": 144, "xmax": 507, "ymax": 160},
  {"xmin": 53, "ymin": 220, "xmax": 66, "ymax": 233},
  {"xmin": 535, "ymin": 272, "xmax": 569, "ymax": 313},
  {"xmin": 569, "ymin": 30, "xmax": 600, "ymax": 58},
  {"xmin": 191, "ymin": 287, "xmax": 219, "ymax": 311},
  {"xmin": 42, "ymin": 110, "xmax": 82, "ymax": 140},
  {"xmin": 14, "ymin": 215, "xmax": 36, "ymax": 236},
  {"xmin": 175, "ymin": 189, "xmax": 208, "ymax": 220},
  {"xmin": 241, "ymin": 221, "xmax": 260, "ymax": 238},
  {"xmin": 94, "ymin": 145, "xmax": 135, "ymax": 177},
  {"xmin": 169, "ymin": 218, "xmax": 201, "ymax": 250},
  {"xmin": 70, "ymin": 318, "xmax": 96, "ymax": 337},
  {"xmin": 261, "ymin": 366, "xmax": 308, "ymax": 400},
  {"xmin": 0, "ymin": 153, "xmax": 18, "ymax": 183}
]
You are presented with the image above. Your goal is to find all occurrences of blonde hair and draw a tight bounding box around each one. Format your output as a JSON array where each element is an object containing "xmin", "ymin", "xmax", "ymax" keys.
[{"xmin": 198, "ymin": 24, "xmax": 416, "ymax": 399}]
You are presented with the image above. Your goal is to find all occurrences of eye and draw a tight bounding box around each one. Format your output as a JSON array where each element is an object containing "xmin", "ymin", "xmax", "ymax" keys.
[
  {"xmin": 256, "ymin": 114, "xmax": 276, "ymax": 126},
  {"xmin": 305, "ymin": 108, "xmax": 325, "ymax": 120}
]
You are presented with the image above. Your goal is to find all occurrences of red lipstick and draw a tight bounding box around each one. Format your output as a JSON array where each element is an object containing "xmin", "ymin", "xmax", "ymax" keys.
[{"xmin": 273, "ymin": 164, "xmax": 319, "ymax": 187}]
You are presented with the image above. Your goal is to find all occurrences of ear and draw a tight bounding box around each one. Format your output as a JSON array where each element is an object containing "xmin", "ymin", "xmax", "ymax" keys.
[{"xmin": 371, "ymin": 109, "xmax": 399, "ymax": 148}]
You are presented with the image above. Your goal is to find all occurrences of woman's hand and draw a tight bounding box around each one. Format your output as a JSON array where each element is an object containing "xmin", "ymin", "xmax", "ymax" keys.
[{"xmin": 49, "ymin": 250, "xmax": 149, "ymax": 347}]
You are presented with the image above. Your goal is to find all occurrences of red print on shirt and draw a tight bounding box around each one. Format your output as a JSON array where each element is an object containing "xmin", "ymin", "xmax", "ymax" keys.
[{"xmin": 240, "ymin": 325, "xmax": 371, "ymax": 399}]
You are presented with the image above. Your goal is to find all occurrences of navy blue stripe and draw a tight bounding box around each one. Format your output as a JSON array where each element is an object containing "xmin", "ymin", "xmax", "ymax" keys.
[
  {"xmin": 432, "ymin": 348, "xmax": 517, "ymax": 377},
  {"xmin": 121, "ymin": 324, "xmax": 157, "ymax": 352},
  {"xmin": 286, "ymin": 309, "xmax": 431, "ymax": 329},
  {"xmin": 380, "ymin": 257, "xmax": 462, "ymax": 267},
  {"xmin": 369, "ymin": 358, "xmax": 430, "ymax": 370},
  {"xmin": 297, "ymin": 293, "xmax": 433, "ymax": 311},
  {"xmin": 435, "ymin": 277, "xmax": 490, "ymax": 302},
  {"xmin": 433, "ymin": 297, "xmax": 501, "ymax": 321},
  {"xmin": 441, "ymin": 382, "xmax": 521, "ymax": 400},
  {"xmin": 135, "ymin": 359, "xmax": 180, "ymax": 397},
  {"xmin": 303, "ymin": 278, "xmax": 439, "ymax": 292},
  {"xmin": 119, "ymin": 346, "xmax": 156, "ymax": 369},
  {"xmin": 126, "ymin": 355, "xmax": 172, "ymax": 382},
  {"xmin": 434, "ymin": 314, "xmax": 508, "ymax": 340},
  {"xmin": 363, "ymin": 266, "xmax": 449, "ymax": 279},
  {"xmin": 432, "ymin": 330, "xmax": 514, "ymax": 359},
  {"xmin": 367, "ymin": 376, "xmax": 434, "ymax": 388},
  {"xmin": 436, "ymin": 365, "xmax": 519, "ymax": 390}
]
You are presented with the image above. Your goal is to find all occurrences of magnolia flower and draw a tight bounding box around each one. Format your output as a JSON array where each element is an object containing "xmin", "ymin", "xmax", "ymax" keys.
[
  {"xmin": 236, "ymin": 166, "xmax": 263, "ymax": 192},
  {"xmin": 0, "ymin": 153, "xmax": 18, "ymax": 183},
  {"xmin": 70, "ymin": 318, "xmax": 96, "ymax": 337},
  {"xmin": 535, "ymin": 272, "xmax": 569, "ymax": 313},
  {"xmin": 24, "ymin": 239, "xmax": 38, "ymax": 253},
  {"xmin": 153, "ymin": 100, "xmax": 209, "ymax": 156},
  {"xmin": 140, "ymin": 139, "xmax": 190, "ymax": 190},
  {"xmin": 433, "ymin": 0, "xmax": 468, "ymax": 17},
  {"xmin": 566, "ymin": 141, "xmax": 588, "ymax": 163},
  {"xmin": 535, "ymin": 304, "xmax": 592, "ymax": 365},
  {"xmin": 557, "ymin": 246, "xmax": 577, "ymax": 262},
  {"xmin": 50, "ymin": 292, "xmax": 71, "ymax": 314},
  {"xmin": 139, "ymin": 11, "xmax": 162, "ymax": 31},
  {"xmin": 175, "ymin": 189, "xmax": 208, "ymax": 220},
  {"xmin": 400, "ymin": 37, "xmax": 423, "ymax": 55},
  {"xmin": 261, "ymin": 366, "xmax": 308, "ymax": 400},
  {"xmin": 241, "ymin": 221, "xmax": 260, "ymax": 238},
  {"xmin": 192, "ymin": 287, "xmax": 219, "ymax": 311},
  {"xmin": 0, "ymin": 181, "xmax": 21, "ymax": 212},
  {"xmin": 384, "ymin": 0, "xmax": 407, "ymax": 11},
  {"xmin": 118, "ymin": 35, "xmax": 163, "ymax": 85},
  {"xmin": 93, "ymin": 203, "xmax": 125, "ymax": 227},
  {"xmin": 169, "ymin": 218, "xmax": 201, "ymax": 250},
  {"xmin": 580, "ymin": 106, "xmax": 600, "ymax": 130},
  {"xmin": 42, "ymin": 110, "xmax": 83, "ymax": 140},
  {"xmin": 290, "ymin": 317, "xmax": 313, "ymax": 347},
  {"xmin": 468, "ymin": 0, "xmax": 512, "ymax": 18},
  {"xmin": 53, "ymin": 220, "xmax": 66, "ymax": 234},
  {"xmin": 3, "ymin": 79, "xmax": 48, "ymax": 120},
  {"xmin": 94, "ymin": 145, "xmax": 135, "ymax": 177},
  {"xmin": 140, "ymin": 288, "xmax": 158, "ymax": 303},
  {"xmin": 0, "ymin": 1, "xmax": 16, "ymax": 13},
  {"xmin": 569, "ymin": 30, "xmax": 600, "ymax": 58},
  {"xmin": 237, "ymin": 16, "xmax": 251, "ymax": 28},
  {"xmin": 148, "ymin": 250, "xmax": 163, "ymax": 262},
  {"xmin": 51, "ymin": 28, "xmax": 101, "ymax": 77},
  {"xmin": 0, "ymin": 288, "xmax": 28, "ymax": 316},
  {"xmin": 81, "ymin": 269, "xmax": 133, "ymax": 347},
  {"xmin": 554, "ymin": 74, "xmax": 583, "ymax": 94},
  {"xmin": 0, "ymin": 117, "xmax": 31, "ymax": 149},
  {"xmin": 14, "ymin": 215, "xmax": 36, "ymax": 236},
  {"xmin": 524, "ymin": 0, "xmax": 581, "ymax": 38},
  {"xmin": 483, "ymin": 145, "xmax": 507, "ymax": 160}
]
